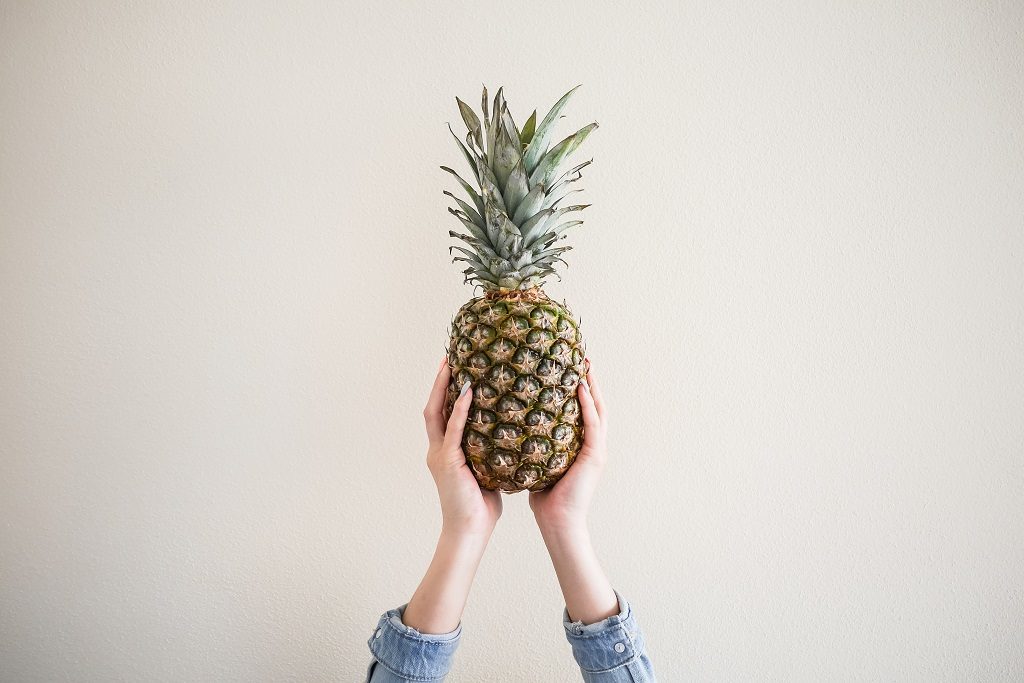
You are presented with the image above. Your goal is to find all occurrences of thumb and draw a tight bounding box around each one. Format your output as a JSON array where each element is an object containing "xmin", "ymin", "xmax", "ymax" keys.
[{"xmin": 442, "ymin": 380, "xmax": 473, "ymax": 450}]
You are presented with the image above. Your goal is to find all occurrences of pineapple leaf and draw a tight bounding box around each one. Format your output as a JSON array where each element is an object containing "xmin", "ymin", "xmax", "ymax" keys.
[
  {"xmin": 523, "ymin": 84, "xmax": 582, "ymax": 174},
  {"xmin": 524, "ymin": 205, "xmax": 589, "ymax": 248},
  {"xmin": 503, "ymin": 157, "xmax": 530, "ymax": 217},
  {"xmin": 492, "ymin": 107, "xmax": 521, "ymax": 189},
  {"xmin": 448, "ymin": 208, "xmax": 490, "ymax": 247},
  {"xmin": 512, "ymin": 184, "xmax": 546, "ymax": 225},
  {"xmin": 543, "ymin": 187, "xmax": 584, "ymax": 211},
  {"xmin": 497, "ymin": 214, "xmax": 523, "ymax": 255},
  {"xmin": 519, "ymin": 207, "xmax": 555, "ymax": 246},
  {"xmin": 456, "ymin": 97, "xmax": 483, "ymax": 150},
  {"xmin": 548, "ymin": 159, "xmax": 593, "ymax": 194},
  {"xmin": 549, "ymin": 220, "xmax": 584, "ymax": 241},
  {"xmin": 500, "ymin": 106, "xmax": 522, "ymax": 152},
  {"xmin": 440, "ymin": 166, "xmax": 484, "ymax": 216},
  {"xmin": 448, "ymin": 123, "xmax": 479, "ymax": 181},
  {"xmin": 528, "ymin": 122, "xmax": 599, "ymax": 188},
  {"xmin": 443, "ymin": 190, "xmax": 484, "ymax": 228},
  {"xmin": 451, "ymin": 247, "xmax": 487, "ymax": 270},
  {"xmin": 477, "ymin": 156, "xmax": 507, "ymax": 215},
  {"xmin": 486, "ymin": 87, "xmax": 504, "ymax": 167},
  {"xmin": 481, "ymin": 84, "xmax": 489, "ymax": 129},
  {"xmin": 520, "ymin": 110, "xmax": 537, "ymax": 147}
]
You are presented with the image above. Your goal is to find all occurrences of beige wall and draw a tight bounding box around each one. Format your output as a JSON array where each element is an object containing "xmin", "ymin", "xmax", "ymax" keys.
[{"xmin": 2, "ymin": 1, "xmax": 1022, "ymax": 681}]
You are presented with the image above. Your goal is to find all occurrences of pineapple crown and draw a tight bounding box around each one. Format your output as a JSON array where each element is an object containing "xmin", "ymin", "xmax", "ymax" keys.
[{"xmin": 442, "ymin": 85, "xmax": 597, "ymax": 291}]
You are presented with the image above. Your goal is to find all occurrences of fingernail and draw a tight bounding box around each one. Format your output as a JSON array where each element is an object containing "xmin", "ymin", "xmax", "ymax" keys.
[
  {"xmin": 581, "ymin": 378, "xmax": 591, "ymax": 393},
  {"xmin": 460, "ymin": 380, "xmax": 471, "ymax": 397}
]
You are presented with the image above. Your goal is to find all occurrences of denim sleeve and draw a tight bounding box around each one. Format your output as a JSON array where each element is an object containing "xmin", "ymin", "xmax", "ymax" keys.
[
  {"xmin": 365, "ymin": 603, "xmax": 461, "ymax": 682},
  {"xmin": 563, "ymin": 591, "xmax": 657, "ymax": 682}
]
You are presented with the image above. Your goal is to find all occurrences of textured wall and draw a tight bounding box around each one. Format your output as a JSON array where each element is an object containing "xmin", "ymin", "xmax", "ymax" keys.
[{"xmin": 2, "ymin": 1, "xmax": 1022, "ymax": 681}]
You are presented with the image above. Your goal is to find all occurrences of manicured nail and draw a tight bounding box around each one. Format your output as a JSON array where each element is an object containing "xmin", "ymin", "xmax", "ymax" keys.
[
  {"xmin": 460, "ymin": 380, "xmax": 471, "ymax": 397},
  {"xmin": 581, "ymin": 378, "xmax": 591, "ymax": 393}
]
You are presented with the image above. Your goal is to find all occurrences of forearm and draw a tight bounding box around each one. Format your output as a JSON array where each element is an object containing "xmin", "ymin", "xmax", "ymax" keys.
[
  {"xmin": 402, "ymin": 528, "xmax": 490, "ymax": 634},
  {"xmin": 537, "ymin": 521, "xmax": 618, "ymax": 625}
]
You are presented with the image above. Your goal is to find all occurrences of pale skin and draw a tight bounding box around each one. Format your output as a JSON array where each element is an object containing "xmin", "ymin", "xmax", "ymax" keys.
[{"xmin": 401, "ymin": 356, "xmax": 617, "ymax": 634}]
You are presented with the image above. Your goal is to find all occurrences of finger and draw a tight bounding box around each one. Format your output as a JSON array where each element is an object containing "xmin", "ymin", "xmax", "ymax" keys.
[
  {"xmin": 585, "ymin": 361, "xmax": 607, "ymax": 421},
  {"xmin": 423, "ymin": 359, "xmax": 450, "ymax": 444},
  {"xmin": 577, "ymin": 377, "xmax": 601, "ymax": 433},
  {"xmin": 441, "ymin": 380, "xmax": 473, "ymax": 450}
]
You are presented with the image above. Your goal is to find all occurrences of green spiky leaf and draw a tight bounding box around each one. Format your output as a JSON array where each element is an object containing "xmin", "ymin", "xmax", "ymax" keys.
[
  {"xmin": 440, "ymin": 166, "xmax": 484, "ymax": 216},
  {"xmin": 520, "ymin": 110, "xmax": 537, "ymax": 147},
  {"xmin": 528, "ymin": 122, "xmax": 598, "ymax": 188},
  {"xmin": 523, "ymin": 85, "xmax": 581, "ymax": 174},
  {"xmin": 444, "ymin": 190, "xmax": 484, "ymax": 228},
  {"xmin": 456, "ymin": 97, "xmax": 483, "ymax": 150},
  {"xmin": 503, "ymin": 158, "xmax": 530, "ymax": 217},
  {"xmin": 512, "ymin": 184, "xmax": 546, "ymax": 225}
]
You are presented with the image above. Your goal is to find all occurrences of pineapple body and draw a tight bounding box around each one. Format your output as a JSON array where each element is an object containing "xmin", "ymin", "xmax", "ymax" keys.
[{"xmin": 445, "ymin": 289, "xmax": 586, "ymax": 492}]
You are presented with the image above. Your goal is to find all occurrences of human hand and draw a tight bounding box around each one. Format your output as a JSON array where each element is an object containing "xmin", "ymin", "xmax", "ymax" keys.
[
  {"xmin": 529, "ymin": 358, "xmax": 608, "ymax": 534},
  {"xmin": 423, "ymin": 358, "xmax": 502, "ymax": 537}
]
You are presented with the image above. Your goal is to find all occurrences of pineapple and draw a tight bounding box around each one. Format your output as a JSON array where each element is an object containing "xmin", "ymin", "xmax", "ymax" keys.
[{"xmin": 441, "ymin": 85, "xmax": 597, "ymax": 493}]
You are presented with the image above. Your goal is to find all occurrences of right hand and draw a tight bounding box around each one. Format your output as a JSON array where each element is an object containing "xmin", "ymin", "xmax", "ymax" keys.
[{"xmin": 423, "ymin": 359, "xmax": 502, "ymax": 537}]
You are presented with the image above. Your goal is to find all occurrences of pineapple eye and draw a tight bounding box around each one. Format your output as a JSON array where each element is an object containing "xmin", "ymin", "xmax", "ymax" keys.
[
  {"xmin": 489, "ymin": 338, "xmax": 516, "ymax": 358},
  {"xmin": 560, "ymin": 369, "xmax": 580, "ymax": 387},
  {"xmin": 548, "ymin": 340, "xmax": 570, "ymax": 357},
  {"xmin": 524, "ymin": 409, "xmax": 554, "ymax": 427},
  {"xmin": 535, "ymin": 358, "xmax": 564, "ymax": 377},
  {"xmin": 493, "ymin": 423, "xmax": 523, "ymax": 440},
  {"xmin": 551, "ymin": 424, "xmax": 573, "ymax": 442},
  {"xmin": 512, "ymin": 374, "xmax": 541, "ymax": 394},
  {"xmin": 468, "ymin": 324, "xmax": 496, "ymax": 341},
  {"xmin": 468, "ymin": 409, "xmax": 497, "ymax": 425},
  {"xmin": 513, "ymin": 466, "xmax": 541, "ymax": 487},
  {"xmin": 456, "ymin": 337, "xmax": 474, "ymax": 354},
  {"xmin": 478, "ymin": 383, "xmax": 499, "ymax": 399},
  {"xmin": 488, "ymin": 450, "xmax": 517, "ymax": 468},
  {"xmin": 521, "ymin": 436, "xmax": 551, "ymax": 455},
  {"xmin": 529, "ymin": 307, "xmax": 556, "ymax": 327},
  {"xmin": 496, "ymin": 395, "xmax": 526, "ymax": 413},
  {"xmin": 537, "ymin": 387, "xmax": 567, "ymax": 405},
  {"xmin": 546, "ymin": 453, "xmax": 568, "ymax": 469},
  {"xmin": 468, "ymin": 352, "xmax": 491, "ymax": 369},
  {"xmin": 556, "ymin": 317, "xmax": 578, "ymax": 341},
  {"xmin": 487, "ymin": 363, "xmax": 516, "ymax": 383},
  {"xmin": 526, "ymin": 329, "xmax": 555, "ymax": 344},
  {"xmin": 464, "ymin": 430, "xmax": 488, "ymax": 448},
  {"xmin": 560, "ymin": 397, "xmax": 580, "ymax": 417},
  {"xmin": 511, "ymin": 348, "xmax": 540, "ymax": 368},
  {"xmin": 455, "ymin": 369, "xmax": 474, "ymax": 386}
]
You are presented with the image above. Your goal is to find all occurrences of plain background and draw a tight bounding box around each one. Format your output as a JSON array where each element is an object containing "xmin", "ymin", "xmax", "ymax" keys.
[{"xmin": 2, "ymin": 1, "xmax": 1022, "ymax": 681}]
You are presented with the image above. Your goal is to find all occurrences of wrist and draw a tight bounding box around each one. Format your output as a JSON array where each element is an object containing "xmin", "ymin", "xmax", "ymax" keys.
[
  {"xmin": 536, "ymin": 517, "xmax": 591, "ymax": 549},
  {"xmin": 439, "ymin": 523, "xmax": 493, "ymax": 549}
]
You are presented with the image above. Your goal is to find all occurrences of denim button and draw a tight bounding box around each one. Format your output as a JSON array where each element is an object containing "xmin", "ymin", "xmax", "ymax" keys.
[
  {"xmin": 614, "ymin": 642, "xmax": 625, "ymax": 653},
  {"xmin": 374, "ymin": 628, "xmax": 382, "ymax": 639}
]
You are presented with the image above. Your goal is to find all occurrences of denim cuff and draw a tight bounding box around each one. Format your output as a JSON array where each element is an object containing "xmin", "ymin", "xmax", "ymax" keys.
[
  {"xmin": 367, "ymin": 603, "xmax": 461, "ymax": 682},
  {"xmin": 562, "ymin": 590, "xmax": 646, "ymax": 674}
]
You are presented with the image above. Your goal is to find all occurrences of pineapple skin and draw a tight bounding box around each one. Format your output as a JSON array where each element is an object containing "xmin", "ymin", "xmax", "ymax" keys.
[{"xmin": 444, "ymin": 289, "xmax": 586, "ymax": 493}]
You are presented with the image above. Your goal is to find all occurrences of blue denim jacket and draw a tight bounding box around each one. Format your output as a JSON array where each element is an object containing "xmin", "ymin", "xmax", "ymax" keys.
[{"xmin": 365, "ymin": 590, "xmax": 656, "ymax": 682}]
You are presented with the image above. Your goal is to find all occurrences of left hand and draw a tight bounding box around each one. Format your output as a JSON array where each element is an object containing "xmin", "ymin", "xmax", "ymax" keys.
[{"xmin": 423, "ymin": 359, "xmax": 502, "ymax": 536}]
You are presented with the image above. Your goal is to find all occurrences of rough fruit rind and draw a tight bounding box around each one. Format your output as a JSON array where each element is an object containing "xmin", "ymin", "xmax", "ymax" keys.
[{"xmin": 444, "ymin": 291, "xmax": 586, "ymax": 493}]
